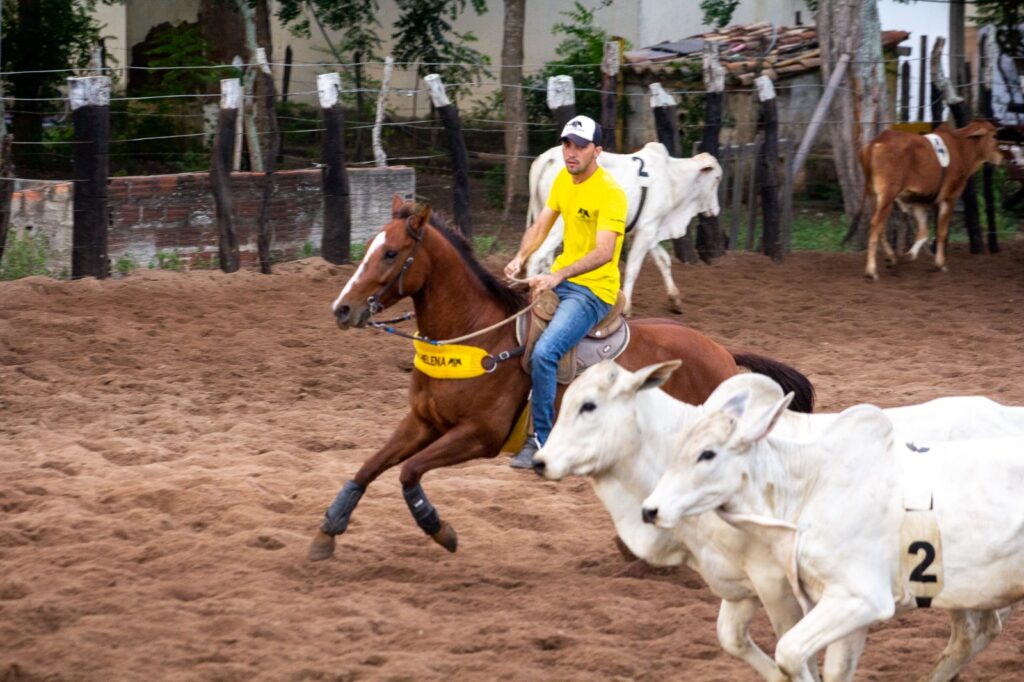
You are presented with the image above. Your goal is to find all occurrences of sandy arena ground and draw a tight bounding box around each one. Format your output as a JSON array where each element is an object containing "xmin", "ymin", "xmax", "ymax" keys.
[{"xmin": 2, "ymin": 239, "xmax": 1024, "ymax": 681}]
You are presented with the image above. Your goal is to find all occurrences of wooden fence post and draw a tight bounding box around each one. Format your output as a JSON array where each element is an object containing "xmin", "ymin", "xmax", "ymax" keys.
[
  {"xmin": 918, "ymin": 35, "xmax": 927, "ymax": 122},
  {"xmin": 790, "ymin": 53, "xmax": 849, "ymax": 182},
  {"xmin": 425, "ymin": 73, "xmax": 472, "ymax": 237},
  {"xmin": 212, "ymin": 78, "xmax": 241, "ymax": 273},
  {"xmin": 696, "ymin": 41, "xmax": 726, "ymax": 261},
  {"xmin": 649, "ymin": 83, "xmax": 697, "ymax": 264},
  {"xmin": 756, "ymin": 76, "xmax": 781, "ymax": 262},
  {"xmin": 319, "ymin": 72, "xmax": 352, "ymax": 265},
  {"xmin": 69, "ymin": 75, "xmax": 110, "ymax": 279},
  {"xmin": 781, "ymin": 137, "xmax": 794, "ymax": 252},
  {"xmin": 745, "ymin": 143, "xmax": 758, "ymax": 251},
  {"xmin": 282, "ymin": 45, "xmax": 293, "ymax": 103},
  {"xmin": 601, "ymin": 42, "xmax": 620, "ymax": 153},
  {"xmin": 729, "ymin": 143, "xmax": 745, "ymax": 249},
  {"xmin": 931, "ymin": 36, "xmax": 983, "ymax": 254},
  {"xmin": 900, "ymin": 61, "xmax": 911, "ymax": 122},
  {"xmin": 0, "ymin": 136, "xmax": 13, "ymax": 266},
  {"xmin": 547, "ymin": 75, "xmax": 576, "ymax": 131},
  {"xmin": 256, "ymin": 47, "xmax": 279, "ymax": 274},
  {"xmin": 373, "ymin": 56, "xmax": 394, "ymax": 168},
  {"xmin": 980, "ymin": 34, "xmax": 999, "ymax": 254}
]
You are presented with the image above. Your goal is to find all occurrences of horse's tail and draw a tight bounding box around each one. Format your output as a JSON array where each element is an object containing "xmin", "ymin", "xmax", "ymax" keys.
[{"xmin": 731, "ymin": 352, "xmax": 815, "ymax": 413}]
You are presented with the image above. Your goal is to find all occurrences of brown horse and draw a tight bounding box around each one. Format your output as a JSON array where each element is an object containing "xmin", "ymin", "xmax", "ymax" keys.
[{"xmin": 309, "ymin": 197, "xmax": 813, "ymax": 561}]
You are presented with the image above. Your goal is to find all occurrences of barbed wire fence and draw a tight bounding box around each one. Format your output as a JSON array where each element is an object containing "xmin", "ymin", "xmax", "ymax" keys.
[{"xmin": 0, "ymin": 43, "xmax": 1019, "ymax": 278}]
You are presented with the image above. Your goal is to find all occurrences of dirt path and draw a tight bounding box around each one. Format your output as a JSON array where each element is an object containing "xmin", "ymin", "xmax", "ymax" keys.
[{"xmin": 2, "ymin": 240, "xmax": 1023, "ymax": 681}]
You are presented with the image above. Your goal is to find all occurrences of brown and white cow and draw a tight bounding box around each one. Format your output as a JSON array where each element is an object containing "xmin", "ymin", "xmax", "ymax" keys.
[{"xmin": 858, "ymin": 120, "xmax": 1003, "ymax": 280}]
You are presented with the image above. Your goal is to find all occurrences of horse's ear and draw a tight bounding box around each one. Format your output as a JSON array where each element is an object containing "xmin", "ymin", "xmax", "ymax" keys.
[
  {"xmin": 391, "ymin": 194, "xmax": 404, "ymax": 217},
  {"xmin": 410, "ymin": 203, "xmax": 432, "ymax": 229}
]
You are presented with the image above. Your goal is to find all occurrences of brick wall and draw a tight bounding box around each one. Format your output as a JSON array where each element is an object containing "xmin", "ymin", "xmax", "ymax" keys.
[{"xmin": 6, "ymin": 166, "xmax": 415, "ymax": 275}]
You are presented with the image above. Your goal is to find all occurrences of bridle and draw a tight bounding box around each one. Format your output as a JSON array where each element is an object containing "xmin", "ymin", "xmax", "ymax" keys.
[
  {"xmin": 366, "ymin": 217, "xmax": 426, "ymax": 315},
  {"xmin": 351, "ymin": 214, "xmax": 536, "ymax": 372}
]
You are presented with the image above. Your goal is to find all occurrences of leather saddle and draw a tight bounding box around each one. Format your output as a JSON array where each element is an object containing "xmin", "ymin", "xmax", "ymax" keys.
[{"xmin": 517, "ymin": 289, "xmax": 631, "ymax": 385}]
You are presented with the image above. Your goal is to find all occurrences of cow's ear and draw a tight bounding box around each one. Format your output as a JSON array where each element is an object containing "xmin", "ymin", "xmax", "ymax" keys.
[
  {"xmin": 719, "ymin": 388, "xmax": 750, "ymax": 421},
  {"xmin": 391, "ymin": 194, "xmax": 405, "ymax": 217},
  {"xmin": 966, "ymin": 126, "xmax": 992, "ymax": 138},
  {"xmin": 742, "ymin": 392, "xmax": 794, "ymax": 443},
  {"xmin": 632, "ymin": 360, "xmax": 682, "ymax": 393}
]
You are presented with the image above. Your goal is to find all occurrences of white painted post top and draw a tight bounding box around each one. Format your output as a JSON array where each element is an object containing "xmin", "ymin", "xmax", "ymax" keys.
[
  {"xmin": 649, "ymin": 83, "xmax": 676, "ymax": 109},
  {"xmin": 547, "ymin": 75, "xmax": 575, "ymax": 110},
  {"xmin": 68, "ymin": 76, "xmax": 110, "ymax": 110},
  {"xmin": 220, "ymin": 78, "xmax": 242, "ymax": 109},
  {"xmin": 256, "ymin": 47, "xmax": 272, "ymax": 75},
  {"xmin": 602, "ymin": 41, "xmax": 621, "ymax": 77},
  {"xmin": 703, "ymin": 41, "xmax": 725, "ymax": 93},
  {"xmin": 317, "ymin": 72, "xmax": 342, "ymax": 109},
  {"xmin": 755, "ymin": 75, "xmax": 775, "ymax": 102},
  {"xmin": 424, "ymin": 74, "xmax": 450, "ymax": 108}
]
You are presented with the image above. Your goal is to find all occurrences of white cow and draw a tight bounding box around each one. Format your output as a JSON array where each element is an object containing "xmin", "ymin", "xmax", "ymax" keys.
[
  {"xmin": 643, "ymin": 376, "xmax": 1024, "ymax": 682},
  {"xmin": 535, "ymin": 362, "xmax": 1024, "ymax": 682},
  {"xmin": 524, "ymin": 142, "xmax": 721, "ymax": 316}
]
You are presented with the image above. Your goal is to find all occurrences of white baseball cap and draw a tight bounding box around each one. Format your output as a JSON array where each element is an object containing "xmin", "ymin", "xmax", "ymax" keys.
[{"xmin": 560, "ymin": 115, "xmax": 603, "ymax": 147}]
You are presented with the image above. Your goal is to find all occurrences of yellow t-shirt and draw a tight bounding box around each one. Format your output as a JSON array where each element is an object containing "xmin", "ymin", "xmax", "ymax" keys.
[{"xmin": 545, "ymin": 166, "xmax": 627, "ymax": 304}]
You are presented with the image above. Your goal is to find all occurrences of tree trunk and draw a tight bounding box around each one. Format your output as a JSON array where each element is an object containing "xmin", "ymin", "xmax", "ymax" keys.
[
  {"xmin": 816, "ymin": 0, "xmax": 887, "ymax": 248},
  {"xmin": 501, "ymin": 0, "xmax": 528, "ymax": 216},
  {"xmin": 199, "ymin": 0, "xmax": 246, "ymax": 76},
  {"xmin": 11, "ymin": 0, "xmax": 45, "ymax": 165}
]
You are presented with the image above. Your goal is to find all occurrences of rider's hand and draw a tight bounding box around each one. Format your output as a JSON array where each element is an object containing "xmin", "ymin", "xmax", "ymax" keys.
[
  {"xmin": 504, "ymin": 254, "xmax": 525, "ymax": 280},
  {"xmin": 529, "ymin": 272, "xmax": 563, "ymax": 296}
]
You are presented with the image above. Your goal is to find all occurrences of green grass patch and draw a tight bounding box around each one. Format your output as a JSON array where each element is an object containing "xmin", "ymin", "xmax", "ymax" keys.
[{"xmin": 1, "ymin": 230, "xmax": 52, "ymax": 280}]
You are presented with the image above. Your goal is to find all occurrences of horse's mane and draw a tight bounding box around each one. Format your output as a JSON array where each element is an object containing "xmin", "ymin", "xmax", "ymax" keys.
[{"xmin": 397, "ymin": 203, "xmax": 527, "ymax": 315}]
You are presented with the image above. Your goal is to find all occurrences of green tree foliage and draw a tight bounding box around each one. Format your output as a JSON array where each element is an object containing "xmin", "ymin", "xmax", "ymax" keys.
[
  {"xmin": 699, "ymin": 0, "xmax": 740, "ymax": 29},
  {"xmin": 277, "ymin": 0, "xmax": 489, "ymax": 103},
  {"xmin": 139, "ymin": 22, "xmax": 231, "ymax": 96},
  {"xmin": 525, "ymin": 1, "xmax": 613, "ymax": 126},
  {"xmin": 1, "ymin": 0, "xmax": 113, "ymax": 163},
  {"xmin": 973, "ymin": 0, "xmax": 1024, "ymax": 66},
  {"xmin": 390, "ymin": 0, "xmax": 491, "ymax": 102},
  {"xmin": 275, "ymin": 0, "xmax": 381, "ymax": 63}
]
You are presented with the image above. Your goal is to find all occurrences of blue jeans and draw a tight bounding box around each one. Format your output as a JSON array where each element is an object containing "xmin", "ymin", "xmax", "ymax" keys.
[{"xmin": 531, "ymin": 281, "xmax": 613, "ymax": 444}]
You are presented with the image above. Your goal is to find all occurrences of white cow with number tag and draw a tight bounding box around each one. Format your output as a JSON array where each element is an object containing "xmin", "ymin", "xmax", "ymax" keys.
[
  {"xmin": 525, "ymin": 142, "xmax": 721, "ymax": 316},
  {"xmin": 643, "ymin": 374, "xmax": 1024, "ymax": 682},
  {"xmin": 534, "ymin": 363, "xmax": 1024, "ymax": 682}
]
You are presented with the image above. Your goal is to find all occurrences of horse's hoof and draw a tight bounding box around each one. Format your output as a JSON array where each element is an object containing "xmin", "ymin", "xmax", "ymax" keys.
[
  {"xmin": 669, "ymin": 299, "xmax": 684, "ymax": 315},
  {"xmin": 307, "ymin": 530, "xmax": 337, "ymax": 561},
  {"xmin": 431, "ymin": 521, "xmax": 458, "ymax": 553},
  {"xmin": 864, "ymin": 272, "xmax": 879, "ymax": 282}
]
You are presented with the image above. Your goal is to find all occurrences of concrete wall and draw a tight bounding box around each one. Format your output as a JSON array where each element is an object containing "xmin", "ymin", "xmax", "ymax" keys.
[{"xmin": 6, "ymin": 167, "xmax": 414, "ymax": 277}]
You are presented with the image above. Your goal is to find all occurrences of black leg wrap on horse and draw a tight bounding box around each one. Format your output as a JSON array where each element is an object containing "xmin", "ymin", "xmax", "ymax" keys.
[
  {"xmin": 320, "ymin": 480, "xmax": 365, "ymax": 536},
  {"xmin": 403, "ymin": 484, "xmax": 442, "ymax": 536}
]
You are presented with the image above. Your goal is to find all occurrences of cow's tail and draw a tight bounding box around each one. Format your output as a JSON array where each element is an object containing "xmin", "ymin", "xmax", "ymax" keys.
[
  {"xmin": 843, "ymin": 145, "xmax": 875, "ymax": 245},
  {"xmin": 731, "ymin": 352, "xmax": 815, "ymax": 414}
]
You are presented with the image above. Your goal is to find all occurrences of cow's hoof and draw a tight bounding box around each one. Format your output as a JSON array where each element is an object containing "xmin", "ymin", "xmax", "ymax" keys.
[
  {"xmin": 431, "ymin": 521, "xmax": 458, "ymax": 553},
  {"xmin": 308, "ymin": 530, "xmax": 337, "ymax": 562}
]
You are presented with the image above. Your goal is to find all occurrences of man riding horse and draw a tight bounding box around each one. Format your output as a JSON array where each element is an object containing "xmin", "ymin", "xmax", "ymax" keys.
[{"xmin": 505, "ymin": 115, "xmax": 628, "ymax": 468}]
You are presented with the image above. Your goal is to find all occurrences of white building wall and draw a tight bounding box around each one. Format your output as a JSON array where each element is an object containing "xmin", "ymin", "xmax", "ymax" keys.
[{"xmin": 97, "ymin": 0, "xmax": 817, "ymax": 111}]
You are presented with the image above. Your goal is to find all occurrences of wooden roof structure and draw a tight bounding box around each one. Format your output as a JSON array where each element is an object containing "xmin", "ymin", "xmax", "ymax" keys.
[{"xmin": 624, "ymin": 23, "xmax": 910, "ymax": 86}]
